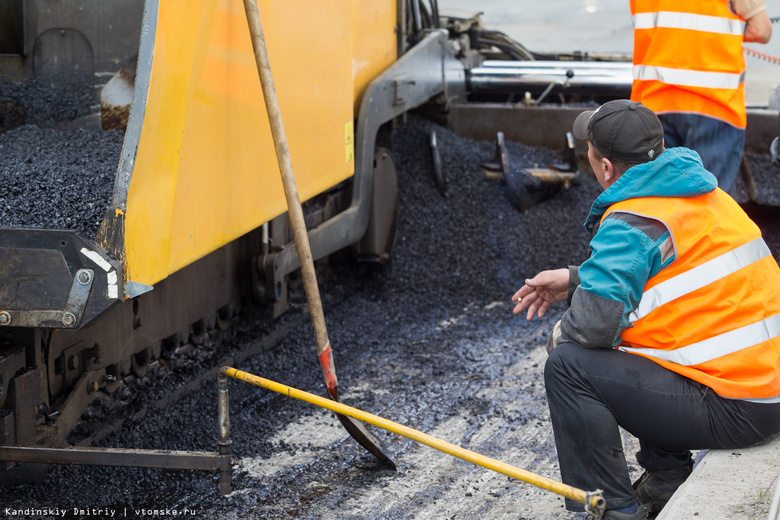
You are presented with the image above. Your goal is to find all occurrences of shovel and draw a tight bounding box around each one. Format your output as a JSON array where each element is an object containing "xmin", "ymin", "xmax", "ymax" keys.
[
  {"xmin": 242, "ymin": 0, "xmax": 395, "ymax": 469},
  {"xmin": 482, "ymin": 132, "xmax": 578, "ymax": 212}
]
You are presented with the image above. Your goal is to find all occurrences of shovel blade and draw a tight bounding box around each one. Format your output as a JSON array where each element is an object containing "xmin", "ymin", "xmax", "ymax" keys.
[
  {"xmin": 505, "ymin": 168, "xmax": 562, "ymax": 212},
  {"xmin": 332, "ymin": 406, "xmax": 396, "ymax": 470}
]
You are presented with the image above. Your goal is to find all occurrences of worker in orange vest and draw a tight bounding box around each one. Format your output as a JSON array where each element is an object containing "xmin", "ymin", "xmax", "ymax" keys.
[
  {"xmin": 630, "ymin": 0, "xmax": 772, "ymax": 194},
  {"xmin": 512, "ymin": 100, "xmax": 780, "ymax": 520}
]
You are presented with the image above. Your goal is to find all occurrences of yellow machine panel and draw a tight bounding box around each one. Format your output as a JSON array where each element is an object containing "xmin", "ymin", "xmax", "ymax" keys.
[
  {"xmin": 351, "ymin": 0, "xmax": 398, "ymax": 113},
  {"xmin": 124, "ymin": 0, "xmax": 355, "ymax": 286}
]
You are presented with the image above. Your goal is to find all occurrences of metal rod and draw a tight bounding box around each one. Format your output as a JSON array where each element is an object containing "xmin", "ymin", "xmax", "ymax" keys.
[
  {"xmin": 468, "ymin": 67, "xmax": 632, "ymax": 95},
  {"xmin": 534, "ymin": 80, "xmax": 566, "ymax": 105},
  {"xmin": 468, "ymin": 60, "xmax": 633, "ymax": 96},
  {"xmin": 0, "ymin": 446, "xmax": 225, "ymax": 472},
  {"xmin": 219, "ymin": 367, "xmax": 606, "ymax": 517},
  {"xmin": 217, "ymin": 370, "xmax": 233, "ymax": 495},
  {"xmin": 480, "ymin": 60, "xmax": 633, "ymax": 69}
]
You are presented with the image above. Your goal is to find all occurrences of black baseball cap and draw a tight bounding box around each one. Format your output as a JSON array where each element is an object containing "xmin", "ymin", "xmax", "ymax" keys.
[{"xmin": 573, "ymin": 99, "xmax": 664, "ymax": 163}]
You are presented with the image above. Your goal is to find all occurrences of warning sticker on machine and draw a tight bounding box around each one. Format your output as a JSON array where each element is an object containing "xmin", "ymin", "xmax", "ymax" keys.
[{"xmin": 345, "ymin": 121, "xmax": 354, "ymax": 164}]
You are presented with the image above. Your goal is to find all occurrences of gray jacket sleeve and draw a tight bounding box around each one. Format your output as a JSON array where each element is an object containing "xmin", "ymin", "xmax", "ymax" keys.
[
  {"xmin": 567, "ymin": 265, "xmax": 580, "ymax": 306},
  {"xmin": 546, "ymin": 212, "xmax": 674, "ymax": 352}
]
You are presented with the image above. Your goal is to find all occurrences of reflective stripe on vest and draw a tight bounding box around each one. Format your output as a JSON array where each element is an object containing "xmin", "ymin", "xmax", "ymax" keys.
[
  {"xmin": 629, "ymin": 237, "xmax": 771, "ymax": 322},
  {"xmin": 602, "ymin": 190, "xmax": 780, "ymax": 401},
  {"xmin": 620, "ymin": 313, "xmax": 780, "ymax": 404},
  {"xmin": 633, "ymin": 65, "xmax": 745, "ymax": 91},
  {"xmin": 633, "ymin": 11, "xmax": 745, "ymax": 35},
  {"xmin": 631, "ymin": 0, "xmax": 747, "ymax": 127},
  {"xmin": 620, "ymin": 313, "xmax": 780, "ymax": 367}
]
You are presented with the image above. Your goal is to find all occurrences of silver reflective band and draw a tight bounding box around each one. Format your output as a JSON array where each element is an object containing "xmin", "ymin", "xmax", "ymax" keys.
[
  {"xmin": 633, "ymin": 65, "xmax": 745, "ymax": 90},
  {"xmin": 620, "ymin": 312, "xmax": 780, "ymax": 366},
  {"xmin": 629, "ymin": 237, "xmax": 770, "ymax": 323},
  {"xmin": 737, "ymin": 395, "xmax": 780, "ymax": 404},
  {"xmin": 658, "ymin": 236, "xmax": 675, "ymax": 265},
  {"xmin": 633, "ymin": 11, "xmax": 745, "ymax": 35}
]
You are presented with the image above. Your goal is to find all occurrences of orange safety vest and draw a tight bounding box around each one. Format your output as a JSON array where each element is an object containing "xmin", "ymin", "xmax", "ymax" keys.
[
  {"xmin": 630, "ymin": 0, "xmax": 747, "ymax": 128},
  {"xmin": 602, "ymin": 190, "xmax": 780, "ymax": 402}
]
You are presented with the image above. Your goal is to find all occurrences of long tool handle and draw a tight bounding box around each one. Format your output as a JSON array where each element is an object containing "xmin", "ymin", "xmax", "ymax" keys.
[
  {"xmin": 242, "ymin": 0, "xmax": 336, "ymax": 395},
  {"xmin": 221, "ymin": 367, "xmax": 607, "ymax": 518},
  {"xmin": 242, "ymin": 1, "xmax": 394, "ymax": 470}
]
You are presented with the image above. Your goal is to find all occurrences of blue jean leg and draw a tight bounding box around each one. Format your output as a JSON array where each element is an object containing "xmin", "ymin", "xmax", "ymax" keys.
[{"xmin": 658, "ymin": 113, "xmax": 745, "ymax": 194}]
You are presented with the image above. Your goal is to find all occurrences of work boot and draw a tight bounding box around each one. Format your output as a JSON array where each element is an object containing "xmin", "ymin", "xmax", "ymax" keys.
[
  {"xmin": 602, "ymin": 504, "xmax": 649, "ymax": 520},
  {"xmin": 632, "ymin": 463, "xmax": 693, "ymax": 514}
]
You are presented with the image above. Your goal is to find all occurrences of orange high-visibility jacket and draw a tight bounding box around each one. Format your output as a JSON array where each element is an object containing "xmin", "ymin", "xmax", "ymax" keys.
[
  {"xmin": 602, "ymin": 189, "xmax": 780, "ymax": 402},
  {"xmin": 630, "ymin": 0, "xmax": 747, "ymax": 128}
]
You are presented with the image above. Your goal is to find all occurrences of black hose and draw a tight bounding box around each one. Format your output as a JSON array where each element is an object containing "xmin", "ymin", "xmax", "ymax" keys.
[
  {"xmin": 419, "ymin": 1, "xmax": 432, "ymax": 30},
  {"xmin": 429, "ymin": 0, "xmax": 440, "ymax": 28},
  {"xmin": 475, "ymin": 30, "xmax": 536, "ymax": 61},
  {"xmin": 405, "ymin": 0, "xmax": 438, "ymax": 47},
  {"xmin": 408, "ymin": 0, "xmax": 422, "ymax": 33}
]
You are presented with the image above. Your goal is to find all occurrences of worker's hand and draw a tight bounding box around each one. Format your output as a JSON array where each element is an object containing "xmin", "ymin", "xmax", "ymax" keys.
[
  {"xmin": 744, "ymin": 10, "xmax": 772, "ymax": 43},
  {"xmin": 512, "ymin": 268, "xmax": 570, "ymax": 321}
]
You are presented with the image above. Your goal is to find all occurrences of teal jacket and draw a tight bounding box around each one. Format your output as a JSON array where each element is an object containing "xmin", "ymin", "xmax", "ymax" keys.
[{"xmin": 557, "ymin": 147, "xmax": 719, "ymax": 349}]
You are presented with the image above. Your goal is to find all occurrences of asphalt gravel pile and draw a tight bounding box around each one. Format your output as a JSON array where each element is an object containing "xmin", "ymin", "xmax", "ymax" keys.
[
  {"xmin": 0, "ymin": 124, "xmax": 122, "ymax": 238},
  {"xmin": 736, "ymin": 153, "xmax": 780, "ymax": 207},
  {"xmin": 733, "ymin": 153, "xmax": 780, "ymax": 256},
  {"xmin": 0, "ymin": 113, "xmax": 601, "ymax": 519},
  {"xmin": 377, "ymin": 115, "xmax": 599, "ymax": 305},
  {"xmin": 3, "ymin": 113, "xmax": 780, "ymax": 519},
  {"xmin": 0, "ymin": 77, "xmax": 98, "ymax": 131}
]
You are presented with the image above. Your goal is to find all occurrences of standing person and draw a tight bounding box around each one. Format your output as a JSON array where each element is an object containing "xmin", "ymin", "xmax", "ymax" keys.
[
  {"xmin": 512, "ymin": 99, "xmax": 780, "ymax": 520},
  {"xmin": 630, "ymin": 0, "xmax": 772, "ymax": 193}
]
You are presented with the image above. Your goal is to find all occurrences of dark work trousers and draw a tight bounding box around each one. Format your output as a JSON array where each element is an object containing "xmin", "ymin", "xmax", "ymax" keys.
[{"xmin": 544, "ymin": 342, "xmax": 780, "ymax": 512}]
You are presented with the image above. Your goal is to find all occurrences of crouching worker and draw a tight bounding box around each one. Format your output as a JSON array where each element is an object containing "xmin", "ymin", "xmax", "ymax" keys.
[{"xmin": 512, "ymin": 99, "xmax": 780, "ymax": 520}]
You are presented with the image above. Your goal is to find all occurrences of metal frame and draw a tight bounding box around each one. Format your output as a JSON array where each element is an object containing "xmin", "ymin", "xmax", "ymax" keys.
[
  {"xmin": 0, "ymin": 366, "xmax": 233, "ymax": 495},
  {"xmin": 261, "ymin": 29, "xmax": 465, "ymax": 289},
  {"xmin": 0, "ymin": 230, "xmax": 122, "ymax": 329},
  {"xmin": 97, "ymin": 0, "xmax": 158, "ymax": 267}
]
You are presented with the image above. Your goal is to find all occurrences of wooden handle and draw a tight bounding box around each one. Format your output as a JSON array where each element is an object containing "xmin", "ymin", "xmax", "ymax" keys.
[{"xmin": 243, "ymin": 0, "xmax": 331, "ymax": 359}]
